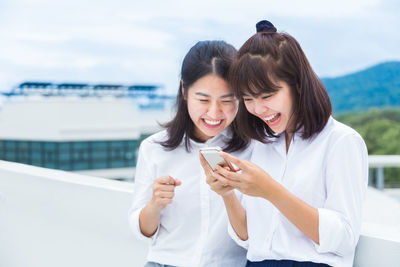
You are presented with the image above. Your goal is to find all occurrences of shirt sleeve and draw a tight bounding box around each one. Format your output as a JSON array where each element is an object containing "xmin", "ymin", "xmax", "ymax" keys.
[
  {"xmin": 128, "ymin": 139, "xmax": 159, "ymax": 243},
  {"xmin": 314, "ymin": 133, "xmax": 368, "ymax": 256},
  {"xmin": 227, "ymin": 190, "xmax": 250, "ymax": 249}
]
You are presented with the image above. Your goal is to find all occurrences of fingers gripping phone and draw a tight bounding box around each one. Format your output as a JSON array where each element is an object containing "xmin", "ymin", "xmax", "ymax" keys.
[{"xmin": 199, "ymin": 146, "xmax": 235, "ymax": 171}]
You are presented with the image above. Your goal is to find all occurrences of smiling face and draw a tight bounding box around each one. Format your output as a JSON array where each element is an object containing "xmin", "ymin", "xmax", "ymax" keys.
[
  {"xmin": 185, "ymin": 74, "xmax": 238, "ymax": 142},
  {"xmin": 242, "ymin": 80, "xmax": 295, "ymax": 134}
]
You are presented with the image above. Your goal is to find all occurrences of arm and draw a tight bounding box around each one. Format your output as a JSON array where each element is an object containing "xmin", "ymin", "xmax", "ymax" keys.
[
  {"xmin": 139, "ymin": 203, "xmax": 161, "ymax": 237},
  {"xmin": 222, "ymin": 192, "xmax": 248, "ymax": 241},
  {"xmin": 315, "ymin": 134, "xmax": 368, "ymax": 255},
  {"xmin": 199, "ymin": 153, "xmax": 248, "ymax": 241},
  {"xmin": 215, "ymin": 153, "xmax": 320, "ymax": 243},
  {"xmin": 128, "ymin": 140, "xmax": 157, "ymax": 242},
  {"xmin": 128, "ymin": 141, "xmax": 181, "ymax": 241},
  {"xmin": 217, "ymin": 135, "xmax": 368, "ymax": 255},
  {"xmin": 139, "ymin": 176, "xmax": 181, "ymax": 237},
  {"xmin": 265, "ymin": 181, "xmax": 320, "ymax": 244}
]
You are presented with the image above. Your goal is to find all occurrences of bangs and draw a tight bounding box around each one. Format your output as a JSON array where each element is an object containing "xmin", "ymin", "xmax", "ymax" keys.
[
  {"xmin": 230, "ymin": 53, "xmax": 281, "ymax": 98},
  {"xmin": 228, "ymin": 30, "xmax": 332, "ymax": 141}
]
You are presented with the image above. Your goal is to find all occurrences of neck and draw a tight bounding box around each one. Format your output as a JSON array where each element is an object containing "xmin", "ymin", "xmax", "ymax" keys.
[
  {"xmin": 285, "ymin": 132, "xmax": 293, "ymax": 154},
  {"xmin": 284, "ymin": 117, "xmax": 296, "ymax": 153}
]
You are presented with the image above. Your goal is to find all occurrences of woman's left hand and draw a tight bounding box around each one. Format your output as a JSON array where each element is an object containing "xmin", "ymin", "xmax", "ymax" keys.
[
  {"xmin": 214, "ymin": 152, "xmax": 278, "ymax": 199},
  {"xmin": 199, "ymin": 152, "xmax": 235, "ymax": 197}
]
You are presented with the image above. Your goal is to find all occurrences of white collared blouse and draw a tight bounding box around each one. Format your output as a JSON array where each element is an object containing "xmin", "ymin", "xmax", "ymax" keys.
[
  {"xmin": 228, "ymin": 117, "xmax": 368, "ymax": 267},
  {"xmin": 129, "ymin": 129, "xmax": 252, "ymax": 267}
]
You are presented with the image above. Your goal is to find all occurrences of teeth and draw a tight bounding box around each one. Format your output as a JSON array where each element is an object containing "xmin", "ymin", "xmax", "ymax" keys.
[
  {"xmin": 204, "ymin": 119, "xmax": 221, "ymax": 125},
  {"xmin": 264, "ymin": 114, "xmax": 277, "ymax": 121}
]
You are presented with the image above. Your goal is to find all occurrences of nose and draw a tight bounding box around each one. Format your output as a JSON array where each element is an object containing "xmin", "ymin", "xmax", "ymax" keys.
[
  {"xmin": 253, "ymin": 98, "xmax": 268, "ymax": 116},
  {"xmin": 207, "ymin": 101, "xmax": 222, "ymax": 118}
]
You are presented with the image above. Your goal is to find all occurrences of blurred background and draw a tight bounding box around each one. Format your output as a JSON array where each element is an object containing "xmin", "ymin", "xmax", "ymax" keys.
[
  {"xmin": 0, "ymin": 1, "xmax": 400, "ymax": 266},
  {"xmin": 0, "ymin": 0, "xmax": 399, "ymax": 92},
  {"xmin": 1, "ymin": 0, "xmax": 399, "ymax": 186}
]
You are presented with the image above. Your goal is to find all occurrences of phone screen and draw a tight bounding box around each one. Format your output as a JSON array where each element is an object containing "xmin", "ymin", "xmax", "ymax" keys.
[{"xmin": 200, "ymin": 147, "xmax": 234, "ymax": 171}]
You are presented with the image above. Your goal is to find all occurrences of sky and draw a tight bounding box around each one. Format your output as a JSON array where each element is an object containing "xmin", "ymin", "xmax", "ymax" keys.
[{"xmin": 0, "ymin": 0, "xmax": 399, "ymax": 93}]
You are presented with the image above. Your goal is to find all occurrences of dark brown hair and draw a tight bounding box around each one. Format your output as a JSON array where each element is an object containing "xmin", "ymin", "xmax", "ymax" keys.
[
  {"xmin": 160, "ymin": 40, "xmax": 249, "ymax": 152},
  {"xmin": 230, "ymin": 24, "xmax": 332, "ymax": 142}
]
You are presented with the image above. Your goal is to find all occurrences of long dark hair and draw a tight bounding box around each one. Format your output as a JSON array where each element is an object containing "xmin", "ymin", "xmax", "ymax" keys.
[
  {"xmin": 160, "ymin": 40, "xmax": 249, "ymax": 152},
  {"xmin": 230, "ymin": 20, "xmax": 332, "ymax": 142}
]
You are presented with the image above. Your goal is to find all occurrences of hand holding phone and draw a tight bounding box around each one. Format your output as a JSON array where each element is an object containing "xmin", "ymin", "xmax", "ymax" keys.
[{"xmin": 199, "ymin": 146, "xmax": 235, "ymax": 171}]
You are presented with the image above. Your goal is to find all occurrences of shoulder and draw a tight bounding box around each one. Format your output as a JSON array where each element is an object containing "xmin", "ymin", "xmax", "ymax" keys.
[
  {"xmin": 324, "ymin": 117, "xmax": 363, "ymax": 141},
  {"xmin": 141, "ymin": 130, "xmax": 168, "ymax": 146},
  {"xmin": 138, "ymin": 130, "xmax": 170, "ymax": 155},
  {"xmin": 318, "ymin": 117, "xmax": 367, "ymax": 152},
  {"xmin": 230, "ymin": 139, "xmax": 256, "ymax": 161}
]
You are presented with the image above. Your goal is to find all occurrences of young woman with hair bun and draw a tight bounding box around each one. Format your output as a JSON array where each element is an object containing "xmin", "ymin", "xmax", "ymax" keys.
[{"xmin": 200, "ymin": 21, "xmax": 368, "ymax": 267}]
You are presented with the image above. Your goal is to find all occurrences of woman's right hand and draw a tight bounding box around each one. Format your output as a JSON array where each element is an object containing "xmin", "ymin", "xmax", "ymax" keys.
[
  {"xmin": 149, "ymin": 176, "xmax": 182, "ymax": 213},
  {"xmin": 199, "ymin": 152, "xmax": 248, "ymax": 240},
  {"xmin": 139, "ymin": 176, "xmax": 181, "ymax": 237},
  {"xmin": 199, "ymin": 152, "xmax": 235, "ymax": 197}
]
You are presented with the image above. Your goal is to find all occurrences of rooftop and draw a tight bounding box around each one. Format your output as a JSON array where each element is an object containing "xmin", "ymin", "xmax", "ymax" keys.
[{"xmin": 3, "ymin": 81, "xmax": 166, "ymax": 98}]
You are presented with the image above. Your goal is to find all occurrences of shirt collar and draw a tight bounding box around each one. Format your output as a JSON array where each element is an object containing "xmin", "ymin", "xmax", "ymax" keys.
[
  {"xmin": 274, "ymin": 116, "xmax": 334, "ymax": 146},
  {"xmin": 270, "ymin": 129, "xmax": 302, "ymax": 153}
]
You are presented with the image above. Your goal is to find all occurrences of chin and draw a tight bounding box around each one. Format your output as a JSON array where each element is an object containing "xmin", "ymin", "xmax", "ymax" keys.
[
  {"xmin": 205, "ymin": 130, "xmax": 220, "ymax": 137},
  {"xmin": 270, "ymin": 127, "xmax": 284, "ymax": 135}
]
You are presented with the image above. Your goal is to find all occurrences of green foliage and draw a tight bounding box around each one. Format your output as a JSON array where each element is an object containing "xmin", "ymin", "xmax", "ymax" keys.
[
  {"xmin": 323, "ymin": 61, "xmax": 400, "ymax": 187},
  {"xmin": 357, "ymin": 119, "xmax": 400, "ymax": 155},
  {"xmin": 335, "ymin": 108, "xmax": 400, "ymax": 187},
  {"xmin": 323, "ymin": 61, "xmax": 400, "ymax": 113}
]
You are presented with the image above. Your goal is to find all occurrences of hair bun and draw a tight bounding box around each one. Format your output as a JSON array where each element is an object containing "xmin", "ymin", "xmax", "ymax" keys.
[{"xmin": 256, "ymin": 20, "xmax": 277, "ymax": 33}]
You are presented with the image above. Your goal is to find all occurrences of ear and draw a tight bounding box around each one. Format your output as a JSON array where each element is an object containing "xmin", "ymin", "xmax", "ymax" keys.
[
  {"xmin": 296, "ymin": 83, "xmax": 301, "ymax": 94},
  {"xmin": 181, "ymin": 80, "xmax": 187, "ymax": 100}
]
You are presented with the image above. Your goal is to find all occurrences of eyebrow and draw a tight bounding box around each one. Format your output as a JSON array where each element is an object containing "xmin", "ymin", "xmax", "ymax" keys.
[
  {"xmin": 221, "ymin": 93, "xmax": 235, "ymax": 99},
  {"xmin": 195, "ymin": 92, "xmax": 235, "ymax": 98},
  {"xmin": 242, "ymin": 93, "xmax": 253, "ymax": 97}
]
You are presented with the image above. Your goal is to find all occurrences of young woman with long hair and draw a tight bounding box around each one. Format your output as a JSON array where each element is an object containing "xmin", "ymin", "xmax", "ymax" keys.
[{"xmin": 129, "ymin": 40, "xmax": 252, "ymax": 267}]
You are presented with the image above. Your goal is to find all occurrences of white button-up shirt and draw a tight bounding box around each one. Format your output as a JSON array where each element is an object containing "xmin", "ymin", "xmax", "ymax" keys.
[
  {"xmin": 229, "ymin": 117, "xmax": 368, "ymax": 267},
  {"xmin": 129, "ymin": 129, "xmax": 252, "ymax": 267}
]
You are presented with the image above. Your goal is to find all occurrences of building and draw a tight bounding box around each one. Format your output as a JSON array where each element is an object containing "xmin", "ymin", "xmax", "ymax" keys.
[{"xmin": 0, "ymin": 81, "xmax": 175, "ymax": 181}]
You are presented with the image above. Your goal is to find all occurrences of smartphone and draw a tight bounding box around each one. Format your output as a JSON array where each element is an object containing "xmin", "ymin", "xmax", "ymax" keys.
[{"xmin": 199, "ymin": 146, "xmax": 235, "ymax": 171}]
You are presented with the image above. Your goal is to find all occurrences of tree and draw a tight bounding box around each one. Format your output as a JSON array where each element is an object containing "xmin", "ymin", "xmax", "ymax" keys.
[{"xmin": 335, "ymin": 108, "xmax": 400, "ymax": 187}]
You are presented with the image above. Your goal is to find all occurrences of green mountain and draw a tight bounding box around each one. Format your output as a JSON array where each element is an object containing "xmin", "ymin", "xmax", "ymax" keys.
[{"xmin": 321, "ymin": 61, "xmax": 400, "ymax": 113}]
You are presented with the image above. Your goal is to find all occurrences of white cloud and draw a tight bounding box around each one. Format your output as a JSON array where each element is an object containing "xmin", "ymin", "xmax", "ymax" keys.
[
  {"xmin": 15, "ymin": 32, "xmax": 69, "ymax": 43},
  {"xmin": 0, "ymin": 0, "xmax": 399, "ymax": 93},
  {"xmin": 120, "ymin": 0, "xmax": 383, "ymax": 21}
]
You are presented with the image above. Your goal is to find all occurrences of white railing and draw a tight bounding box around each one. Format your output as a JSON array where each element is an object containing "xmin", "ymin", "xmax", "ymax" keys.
[
  {"xmin": 368, "ymin": 155, "xmax": 400, "ymax": 190},
  {"xmin": 0, "ymin": 160, "xmax": 399, "ymax": 267}
]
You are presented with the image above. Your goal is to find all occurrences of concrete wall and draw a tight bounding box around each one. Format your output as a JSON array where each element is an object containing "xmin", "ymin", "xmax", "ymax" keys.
[
  {"xmin": 1, "ymin": 160, "xmax": 399, "ymax": 267},
  {"xmin": 0, "ymin": 161, "xmax": 147, "ymax": 267},
  {"xmin": 354, "ymin": 233, "xmax": 400, "ymax": 267}
]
